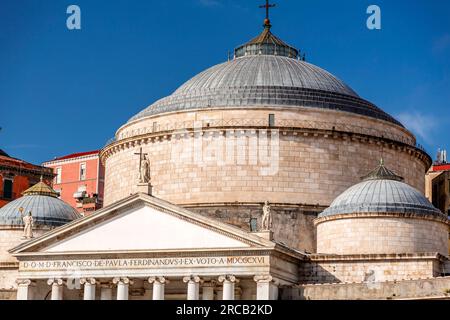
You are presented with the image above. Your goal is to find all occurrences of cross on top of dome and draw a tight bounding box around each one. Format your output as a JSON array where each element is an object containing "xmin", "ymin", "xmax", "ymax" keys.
[
  {"xmin": 234, "ymin": 2, "xmax": 300, "ymax": 59},
  {"xmin": 259, "ymin": 0, "xmax": 276, "ymax": 28}
]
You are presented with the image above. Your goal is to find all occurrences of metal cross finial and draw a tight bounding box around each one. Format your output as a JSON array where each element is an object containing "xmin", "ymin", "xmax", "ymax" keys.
[{"xmin": 259, "ymin": 0, "xmax": 276, "ymax": 27}]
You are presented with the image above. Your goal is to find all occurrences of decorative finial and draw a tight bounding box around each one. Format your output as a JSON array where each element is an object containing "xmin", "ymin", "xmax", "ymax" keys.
[
  {"xmin": 40, "ymin": 174, "xmax": 43, "ymax": 182},
  {"xmin": 259, "ymin": 0, "xmax": 276, "ymax": 28},
  {"xmin": 361, "ymin": 159, "xmax": 404, "ymax": 182}
]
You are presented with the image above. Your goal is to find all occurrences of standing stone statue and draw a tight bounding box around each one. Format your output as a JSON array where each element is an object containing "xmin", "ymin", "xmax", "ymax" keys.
[
  {"xmin": 140, "ymin": 155, "xmax": 151, "ymax": 184},
  {"xmin": 261, "ymin": 201, "xmax": 272, "ymax": 231},
  {"xmin": 22, "ymin": 211, "xmax": 34, "ymax": 239}
]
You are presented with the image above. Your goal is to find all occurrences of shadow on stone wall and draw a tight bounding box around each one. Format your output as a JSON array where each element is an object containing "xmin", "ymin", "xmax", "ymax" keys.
[
  {"xmin": 299, "ymin": 263, "xmax": 341, "ymax": 284},
  {"xmin": 187, "ymin": 203, "xmax": 322, "ymax": 253},
  {"xmin": 283, "ymin": 277, "xmax": 450, "ymax": 300}
]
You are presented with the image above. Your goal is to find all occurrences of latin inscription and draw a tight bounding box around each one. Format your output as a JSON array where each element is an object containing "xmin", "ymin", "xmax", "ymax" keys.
[{"xmin": 20, "ymin": 256, "xmax": 267, "ymax": 271}]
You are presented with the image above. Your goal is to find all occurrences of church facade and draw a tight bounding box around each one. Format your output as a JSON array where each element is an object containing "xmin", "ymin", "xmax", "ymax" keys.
[
  {"xmin": 100, "ymin": 16, "xmax": 430, "ymax": 254},
  {"xmin": 1, "ymin": 9, "xmax": 449, "ymax": 300}
]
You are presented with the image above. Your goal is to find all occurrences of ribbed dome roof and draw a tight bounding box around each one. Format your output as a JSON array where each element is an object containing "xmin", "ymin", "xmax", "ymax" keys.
[
  {"xmin": 175, "ymin": 56, "xmax": 357, "ymax": 96},
  {"xmin": 319, "ymin": 161, "xmax": 444, "ymax": 218},
  {"xmin": 129, "ymin": 55, "xmax": 402, "ymax": 126},
  {"xmin": 0, "ymin": 182, "xmax": 81, "ymax": 227}
]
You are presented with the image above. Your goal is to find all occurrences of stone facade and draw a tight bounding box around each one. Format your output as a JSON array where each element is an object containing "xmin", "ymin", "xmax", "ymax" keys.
[
  {"xmin": 187, "ymin": 204, "xmax": 321, "ymax": 253},
  {"xmin": 101, "ymin": 108, "xmax": 430, "ymax": 252},
  {"xmin": 103, "ymin": 108, "xmax": 428, "ymax": 207},
  {"xmin": 286, "ymin": 275, "xmax": 450, "ymax": 300},
  {"xmin": 299, "ymin": 254, "xmax": 444, "ymax": 284},
  {"xmin": 315, "ymin": 214, "xmax": 449, "ymax": 256},
  {"xmin": 0, "ymin": 228, "xmax": 48, "ymax": 297}
]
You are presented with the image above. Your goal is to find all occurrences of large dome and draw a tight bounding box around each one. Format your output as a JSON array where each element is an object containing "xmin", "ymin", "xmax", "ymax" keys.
[
  {"xmin": 319, "ymin": 161, "xmax": 444, "ymax": 218},
  {"xmin": 0, "ymin": 182, "xmax": 81, "ymax": 227},
  {"xmin": 128, "ymin": 26, "xmax": 402, "ymax": 127}
]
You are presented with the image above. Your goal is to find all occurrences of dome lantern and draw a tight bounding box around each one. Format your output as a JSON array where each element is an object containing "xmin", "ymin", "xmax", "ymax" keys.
[{"xmin": 234, "ymin": 1, "xmax": 299, "ymax": 59}]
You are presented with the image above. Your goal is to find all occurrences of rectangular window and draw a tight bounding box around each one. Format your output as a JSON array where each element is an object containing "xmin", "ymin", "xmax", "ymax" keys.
[
  {"xmin": 3, "ymin": 179, "xmax": 13, "ymax": 199},
  {"xmin": 269, "ymin": 114, "xmax": 275, "ymax": 127},
  {"xmin": 80, "ymin": 163, "xmax": 86, "ymax": 181},
  {"xmin": 55, "ymin": 167, "xmax": 62, "ymax": 184}
]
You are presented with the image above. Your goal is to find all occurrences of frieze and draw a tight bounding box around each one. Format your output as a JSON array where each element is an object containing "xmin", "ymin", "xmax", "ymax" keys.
[{"xmin": 19, "ymin": 255, "xmax": 268, "ymax": 272}]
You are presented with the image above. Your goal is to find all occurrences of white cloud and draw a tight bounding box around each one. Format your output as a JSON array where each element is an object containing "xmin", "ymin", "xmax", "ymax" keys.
[{"xmin": 396, "ymin": 111, "xmax": 439, "ymax": 144}]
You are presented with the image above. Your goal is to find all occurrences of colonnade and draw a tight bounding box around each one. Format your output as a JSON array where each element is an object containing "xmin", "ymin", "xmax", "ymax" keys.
[{"xmin": 16, "ymin": 274, "xmax": 279, "ymax": 300}]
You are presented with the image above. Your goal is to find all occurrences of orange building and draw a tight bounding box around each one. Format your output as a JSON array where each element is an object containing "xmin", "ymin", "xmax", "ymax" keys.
[
  {"xmin": 0, "ymin": 149, "xmax": 54, "ymax": 208},
  {"xmin": 42, "ymin": 150, "xmax": 105, "ymax": 215}
]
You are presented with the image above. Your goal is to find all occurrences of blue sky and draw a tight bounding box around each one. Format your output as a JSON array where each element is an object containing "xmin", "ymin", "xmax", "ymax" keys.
[{"xmin": 0, "ymin": 0, "xmax": 449, "ymax": 164}]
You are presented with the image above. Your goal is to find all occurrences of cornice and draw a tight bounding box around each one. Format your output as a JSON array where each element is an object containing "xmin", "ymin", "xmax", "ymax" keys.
[
  {"xmin": 42, "ymin": 154, "xmax": 99, "ymax": 166},
  {"xmin": 307, "ymin": 252, "xmax": 447, "ymax": 263},
  {"xmin": 314, "ymin": 212, "xmax": 450, "ymax": 226},
  {"xmin": 100, "ymin": 126, "xmax": 431, "ymax": 168}
]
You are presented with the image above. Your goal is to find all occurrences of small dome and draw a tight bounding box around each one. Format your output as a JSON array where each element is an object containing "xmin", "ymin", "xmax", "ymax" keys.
[
  {"xmin": 0, "ymin": 181, "xmax": 81, "ymax": 227},
  {"xmin": 319, "ymin": 160, "xmax": 444, "ymax": 218}
]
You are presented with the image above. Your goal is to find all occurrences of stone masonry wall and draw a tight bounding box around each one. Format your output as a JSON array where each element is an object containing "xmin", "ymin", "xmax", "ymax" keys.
[
  {"xmin": 299, "ymin": 256, "xmax": 441, "ymax": 284},
  {"xmin": 285, "ymin": 276, "xmax": 450, "ymax": 300},
  {"xmin": 0, "ymin": 228, "xmax": 48, "ymax": 293},
  {"xmin": 103, "ymin": 108, "xmax": 427, "ymax": 207},
  {"xmin": 316, "ymin": 216, "xmax": 449, "ymax": 256},
  {"xmin": 187, "ymin": 204, "xmax": 321, "ymax": 253}
]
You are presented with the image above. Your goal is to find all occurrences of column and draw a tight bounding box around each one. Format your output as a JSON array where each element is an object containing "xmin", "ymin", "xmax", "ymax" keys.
[
  {"xmin": 218, "ymin": 275, "xmax": 238, "ymax": 300},
  {"xmin": 113, "ymin": 277, "xmax": 132, "ymax": 300},
  {"xmin": 254, "ymin": 275, "xmax": 278, "ymax": 300},
  {"xmin": 202, "ymin": 280, "xmax": 216, "ymax": 300},
  {"xmin": 148, "ymin": 276, "xmax": 167, "ymax": 300},
  {"xmin": 47, "ymin": 278, "xmax": 64, "ymax": 300},
  {"xmin": 183, "ymin": 276, "xmax": 201, "ymax": 300},
  {"xmin": 80, "ymin": 278, "xmax": 96, "ymax": 300},
  {"xmin": 16, "ymin": 279, "xmax": 34, "ymax": 300},
  {"xmin": 100, "ymin": 283, "xmax": 113, "ymax": 300}
]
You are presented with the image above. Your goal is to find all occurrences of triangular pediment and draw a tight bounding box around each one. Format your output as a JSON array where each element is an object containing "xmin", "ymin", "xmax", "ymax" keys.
[{"xmin": 11, "ymin": 194, "xmax": 273, "ymax": 255}]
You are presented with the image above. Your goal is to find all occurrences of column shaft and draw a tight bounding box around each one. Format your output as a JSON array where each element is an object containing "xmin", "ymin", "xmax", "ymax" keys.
[
  {"xmin": 51, "ymin": 283, "xmax": 63, "ymax": 300},
  {"xmin": 83, "ymin": 282, "xmax": 96, "ymax": 300},
  {"xmin": 222, "ymin": 281, "xmax": 235, "ymax": 300},
  {"xmin": 152, "ymin": 281, "xmax": 165, "ymax": 300},
  {"xmin": 254, "ymin": 275, "xmax": 279, "ymax": 300},
  {"xmin": 117, "ymin": 282, "xmax": 129, "ymax": 300},
  {"xmin": 187, "ymin": 281, "xmax": 199, "ymax": 300},
  {"xmin": 16, "ymin": 280, "xmax": 33, "ymax": 300}
]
